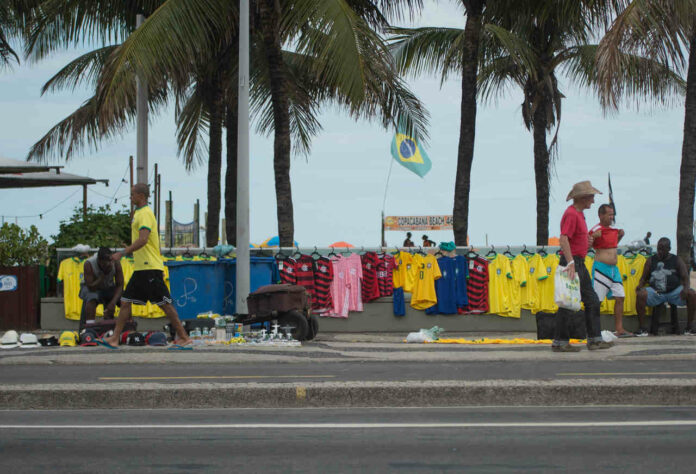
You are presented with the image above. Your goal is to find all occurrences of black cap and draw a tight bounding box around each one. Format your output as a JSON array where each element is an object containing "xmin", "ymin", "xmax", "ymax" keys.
[
  {"xmin": 127, "ymin": 332, "xmax": 146, "ymax": 346},
  {"xmin": 39, "ymin": 336, "xmax": 59, "ymax": 347}
]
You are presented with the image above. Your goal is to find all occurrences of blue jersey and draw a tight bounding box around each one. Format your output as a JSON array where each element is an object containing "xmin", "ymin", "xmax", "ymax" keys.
[
  {"xmin": 425, "ymin": 256, "xmax": 458, "ymax": 315},
  {"xmin": 455, "ymin": 255, "xmax": 469, "ymax": 307}
]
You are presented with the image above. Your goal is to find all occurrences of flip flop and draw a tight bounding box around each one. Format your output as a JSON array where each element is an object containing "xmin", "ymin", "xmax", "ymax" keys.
[
  {"xmin": 167, "ymin": 344, "xmax": 193, "ymax": 351},
  {"xmin": 96, "ymin": 338, "xmax": 118, "ymax": 350},
  {"xmin": 614, "ymin": 332, "xmax": 634, "ymax": 338}
]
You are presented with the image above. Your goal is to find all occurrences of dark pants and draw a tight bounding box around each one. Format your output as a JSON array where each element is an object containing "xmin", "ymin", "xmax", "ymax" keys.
[{"xmin": 554, "ymin": 255, "xmax": 602, "ymax": 345}]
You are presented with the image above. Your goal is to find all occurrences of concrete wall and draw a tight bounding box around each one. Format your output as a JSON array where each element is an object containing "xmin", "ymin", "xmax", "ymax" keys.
[{"xmin": 41, "ymin": 296, "xmax": 684, "ymax": 334}]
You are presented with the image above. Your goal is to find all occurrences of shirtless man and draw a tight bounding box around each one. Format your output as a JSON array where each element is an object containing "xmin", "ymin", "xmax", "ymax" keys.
[{"xmin": 589, "ymin": 204, "xmax": 629, "ymax": 336}]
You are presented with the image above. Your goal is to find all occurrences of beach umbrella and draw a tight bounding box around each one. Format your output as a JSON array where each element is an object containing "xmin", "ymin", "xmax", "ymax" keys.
[
  {"xmin": 547, "ymin": 236, "xmax": 560, "ymax": 246},
  {"xmin": 259, "ymin": 236, "xmax": 298, "ymax": 248},
  {"xmin": 329, "ymin": 241, "xmax": 354, "ymax": 248}
]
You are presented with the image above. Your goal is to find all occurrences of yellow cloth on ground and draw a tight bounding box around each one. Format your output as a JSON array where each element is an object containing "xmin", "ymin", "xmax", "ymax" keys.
[{"xmin": 421, "ymin": 338, "xmax": 587, "ymax": 344}]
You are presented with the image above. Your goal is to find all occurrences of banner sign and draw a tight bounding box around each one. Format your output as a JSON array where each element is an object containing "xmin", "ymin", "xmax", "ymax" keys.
[{"xmin": 384, "ymin": 215, "xmax": 453, "ymax": 231}]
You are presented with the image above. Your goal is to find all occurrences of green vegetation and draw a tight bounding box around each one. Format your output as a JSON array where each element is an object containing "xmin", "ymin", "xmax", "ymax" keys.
[{"xmin": 0, "ymin": 223, "xmax": 49, "ymax": 266}]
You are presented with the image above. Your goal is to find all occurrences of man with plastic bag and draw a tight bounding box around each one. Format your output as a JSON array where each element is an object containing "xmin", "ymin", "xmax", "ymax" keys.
[{"xmin": 552, "ymin": 181, "xmax": 614, "ymax": 352}]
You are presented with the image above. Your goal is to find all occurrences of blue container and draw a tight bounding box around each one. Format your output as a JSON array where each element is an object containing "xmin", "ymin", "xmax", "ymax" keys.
[
  {"xmin": 222, "ymin": 257, "xmax": 280, "ymax": 314},
  {"xmin": 165, "ymin": 261, "xmax": 227, "ymax": 319}
]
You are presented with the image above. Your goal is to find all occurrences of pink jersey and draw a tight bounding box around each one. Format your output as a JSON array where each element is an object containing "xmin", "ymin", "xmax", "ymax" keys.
[
  {"xmin": 345, "ymin": 253, "xmax": 364, "ymax": 312},
  {"xmin": 328, "ymin": 256, "xmax": 350, "ymax": 317}
]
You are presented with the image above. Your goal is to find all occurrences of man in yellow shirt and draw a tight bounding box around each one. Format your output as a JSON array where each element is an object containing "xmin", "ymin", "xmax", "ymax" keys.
[{"xmin": 102, "ymin": 184, "xmax": 190, "ymax": 348}]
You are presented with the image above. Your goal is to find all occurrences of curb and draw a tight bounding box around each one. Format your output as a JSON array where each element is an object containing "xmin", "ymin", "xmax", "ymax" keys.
[{"xmin": 2, "ymin": 379, "xmax": 696, "ymax": 409}]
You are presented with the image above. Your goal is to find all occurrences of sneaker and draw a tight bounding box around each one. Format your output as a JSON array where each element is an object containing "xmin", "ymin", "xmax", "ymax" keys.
[
  {"xmin": 551, "ymin": 344, "xmax": 582, "ymax": 353},
  {"xmin": 684, "ymin": 327, "xmax": 696, "ymax": 336},
  {"xmin": 634, "ymin": 329, "xmax": 649, "ymax": 337},
  {"xmin": 587, "ymin": 341, "xmax": 615, "ymax": 350}
]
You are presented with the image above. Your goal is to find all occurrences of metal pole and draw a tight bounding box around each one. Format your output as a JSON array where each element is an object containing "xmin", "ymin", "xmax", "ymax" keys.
[
  {"xmin": 236, "ymin": 0, "xmax": 250, "ymax": 314},
  {"xmin": 169, "ymin": 190, "xmax": 174, "ymax": 248},
  {"xmin": 193, "ymin": 199, "xmax": 200, "ymax": 247},
  {"xmin": 165, "ymin": 196, "xmax": 172, "ymax": 248},
  {"xmin": 135, "ymin": 14, "xmax": 148, "ymax": 185},
  {"xmin": 381, "ymin": 211, "xmax": 385, "ymax": 247},
  {"xmin": 129, "ymin": 155, "xmax": 134, "ymax": 214},
  {"xmin": 157, "ymin": 173, "xmax": 161, "ymax": 225},
  {"xmin": 154, "ymin": 163, "xmax": 158, "ymax": 221},
  {"xmin": 83, "ymin": 185, "xmax": 87, "ymax": 219},
  {"xmin": 195, "ymin": 199, "xmax": 200, "ymax": 247}
]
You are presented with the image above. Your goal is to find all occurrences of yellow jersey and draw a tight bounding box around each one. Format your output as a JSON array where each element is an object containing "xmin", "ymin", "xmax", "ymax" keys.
[
  {"xmin": 131, "ymin": 205, "xmax": 164, "ymax": 271},
  {"xmin": 537, "ymin": 254, "xmax": 560, "ymax": 313},
  {"xmin": 392, "ymin": 251, "xmax": 412, "ymax": 290},
  {"xmin": 410, "ymin": 254, "xmax": 442, "ymax": 310},
  {"xmin": 623, "ymin": 254, "xmax": 647, "ymax": 316},
  {"xmin": 404, "ymin": 253, "xmax": 421, "ymax": 293},
  {"xmin": 522, "ymin": 254, "xmax": 549, "ymax": 313},
  {"xmin": 57, "ymin": 257, "xmax": 85, "ymax": 320},
  {"xmin": 507, "ymin": 255, "xmax": 528, "ymax": 318},
  {"xmin": 488, "ymin": 254, "xmax": 514, "ymax": 317}
]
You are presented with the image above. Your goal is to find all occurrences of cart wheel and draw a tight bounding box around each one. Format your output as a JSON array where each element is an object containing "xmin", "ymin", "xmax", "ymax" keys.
[
  {"xmin": 307, "ymin": 314, "xmax": 319, "ymax": 340},
  {"xmin": 279, "ymin": 310, "xmax": 309, "ymax": 341}
]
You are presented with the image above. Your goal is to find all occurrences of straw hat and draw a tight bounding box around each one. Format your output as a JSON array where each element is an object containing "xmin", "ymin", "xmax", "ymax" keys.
[{"xmin": 566, "ymin": 181, "xmax": 602, "ymax": 201}]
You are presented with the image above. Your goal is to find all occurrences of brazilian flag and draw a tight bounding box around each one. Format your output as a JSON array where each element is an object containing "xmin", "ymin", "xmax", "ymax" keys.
[{"xmin": 391, "ymin": 129, "xmax": 432, "ymax": 178}]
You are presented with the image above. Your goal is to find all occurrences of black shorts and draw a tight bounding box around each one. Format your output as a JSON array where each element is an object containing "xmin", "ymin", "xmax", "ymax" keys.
[{"xmin": 121, "ymin": 270, "xmax": 172, "ymax": 306}]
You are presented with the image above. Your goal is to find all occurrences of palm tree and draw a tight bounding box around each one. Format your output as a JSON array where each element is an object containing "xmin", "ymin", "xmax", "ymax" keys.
[
  {"xmin": 596, "ymin": 0, "xmax": 696, "ymax": 265},
  {"xmin": 94, "ymin": 0, "xmax": 429, "ymax": 248},
  {"xmin": 0, "ymin": 0, "xmax": 37, "ymax": 70},
  {"xmin": 390, "ymin": 0, "xmax": 486, "ymax": 246}
]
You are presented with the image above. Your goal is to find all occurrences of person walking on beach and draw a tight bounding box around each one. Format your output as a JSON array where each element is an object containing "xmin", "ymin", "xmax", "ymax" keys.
[
  {"xmin": 101, "ymin": 184, "xmax": 190, "ymax": 348},
  {"xmin": 590, "ymin": 204, "xmax": 630, "ymax": 337},
  {"xmin": 552, "ymin": 181, "xmax": 614, "ymax": 352}
]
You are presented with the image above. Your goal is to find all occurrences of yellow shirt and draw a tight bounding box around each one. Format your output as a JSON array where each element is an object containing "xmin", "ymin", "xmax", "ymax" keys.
[
  {"xmin": 537, "ymin": 254, "xmax": 560, "ymax": 314},
  {"xmin": 623, "ymin": 254, "xmax": 646, "ymax": 316},
  {"xmin": 410, "ymin": 254, "xmax": 442, "ymax": 310},
  {"xmin": 522, "ymin": 254, "xmax": 549, "ymax": 312},
  {"xmin": 404, "ymin": 253, "xmax": 421, "ymax": 293},
  {"xmin": 57, "ymin": 257, "xmax": 85, "ymax": 320},
  {"xmin": 488, "ymin": 254, "xmax": 514, "ymax": 317},
  {"xmin": 508, "ymin": 255, "xmax": 528, "ymax": 318},
  {"xmin": 132, "ymin": 205, "xmax": 164, "ymax": 271},
  {"xmin": 392, "ymin": 251, "xmax": 412, "ymax": 290}
]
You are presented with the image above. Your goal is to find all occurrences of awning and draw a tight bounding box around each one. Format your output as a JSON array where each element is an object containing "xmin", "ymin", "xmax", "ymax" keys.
[
  {"xmin": 0, "ymin": 156, "xmax": 63, "ymax": 174},
  {"xmin": 0, "ymin": 169, "xmax": 109, "ymax": 189}
]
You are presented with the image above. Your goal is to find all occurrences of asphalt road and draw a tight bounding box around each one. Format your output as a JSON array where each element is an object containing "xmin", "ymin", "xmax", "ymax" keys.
[
  {"xmin": 3, "ymin": 359, "xmax": 696, "ymax": 385},
  {"xmin": 1, "ymin": 407, "xmax": 695, "ymax": 473}
]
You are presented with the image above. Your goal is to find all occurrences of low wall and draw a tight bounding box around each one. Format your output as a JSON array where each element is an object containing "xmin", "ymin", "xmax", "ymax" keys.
[{"xmin": 41, "ymin": 297, "xmax": 683, "ymax": 334}]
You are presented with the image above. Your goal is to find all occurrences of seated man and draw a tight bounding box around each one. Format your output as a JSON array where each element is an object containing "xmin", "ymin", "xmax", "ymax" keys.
[
  {"xmin": 79, "ymin": 247, "xmax": 124, "ymax": 328},
  {"xmin": 636, "ymin": 237, "xmax": 696, "ymax": 335}
]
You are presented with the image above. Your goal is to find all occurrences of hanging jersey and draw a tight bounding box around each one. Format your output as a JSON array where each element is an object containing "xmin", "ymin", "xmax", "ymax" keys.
[
  {"xmin": 294, "ymin": 255, "xmax": 316, "ymax": 302},
  {"xmin": 425, "ymin": 256, "xmax": 457, "ymax": 314},
  {"xmin": 392, "ymin": 251, "xmax": 412, "ymax": 289},
  {"xmin": 328, "ymin": 257, "xmax": 349, "ymax": 318},
  {"xmin": 411, "ymin": 254, "xmax": 441, "ymax": 310},
  {"xmin": 488, "ymin": 254, "xmax": 514, "ymax": 317},
  {"xmin": 278, "ymin": 257, "xmax": 297, "ymax": 285},
  {"xmin": 537, "ymin": 254, "xmax": 560, "ymax": 313},
  {"xmin": 522, "ymin": 254, "xmax": 549, "ymax": 312},
  {"xmin": 313, "ymin": 256, "xmax": 334, "ymax": 311},
  {"xmin": 376, "ymin": 254, "xmax": 395, "ymax": 297},
  {"xmin": 507, "ymin": 255, "xmax": 528, "ymax": 318},
  {"xmin": 465, "ymin": 257, "xmax": 489, "ymax": 313},
  {"xmin": 57, "ymin": 257, "xmax": 85, "ymax": 320},
  {"xmin": 454, "ymin": 255, "xmax": 469, "ymax": 308},
  {"xmin": 345, "ymin": 253, "xmax": 364, "ymax": 312},
  {"xmin": 404, "ymin": 253, "xmax": 420, "ymax": 293},
  {"xmin": 624, "ymin": 254, "xmax": 646, "ymax": 315},
  {"xmin": 360, "ymin": 252, "xmax": 380, "ymax": 302}
]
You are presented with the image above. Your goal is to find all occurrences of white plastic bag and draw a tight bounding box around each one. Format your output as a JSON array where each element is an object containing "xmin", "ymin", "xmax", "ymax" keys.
[
  {"xmin": 405, "ymin": 326, "xmax": 444, "ymax": 343},
  {"xmin": 554, "ymin": 265, "xmax": 582, "ymax": 311},
  {"xmin": 601, "ymin": 330, "xmax": 618, "ymax": 343}
]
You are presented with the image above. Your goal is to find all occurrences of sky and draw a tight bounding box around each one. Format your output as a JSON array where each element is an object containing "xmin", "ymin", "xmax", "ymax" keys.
[{"xmin": 0, "ymin": 1, "xmax": 687, "ymax": 249}]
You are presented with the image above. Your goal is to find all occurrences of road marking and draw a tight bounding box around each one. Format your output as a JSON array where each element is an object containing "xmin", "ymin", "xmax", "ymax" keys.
[
  {"xmin": 98, "ymin": 375, "xmax": 335, "ymax": 381},
  {"xmin": 2, "ymin": 421, "xmax": 696, "ymax": 429},
  {"xmin": 557, "ymin": 372, "xmax": 696, "ymax": 376}
]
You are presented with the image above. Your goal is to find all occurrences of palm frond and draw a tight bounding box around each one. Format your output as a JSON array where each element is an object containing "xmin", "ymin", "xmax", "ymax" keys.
[
  {"xmin": 175, "ymin": 83, "xmax": 209, "ymax": 171},
  {"xmin": 41, "ymin": 44, "xmax": 117, "ymax": 94}
]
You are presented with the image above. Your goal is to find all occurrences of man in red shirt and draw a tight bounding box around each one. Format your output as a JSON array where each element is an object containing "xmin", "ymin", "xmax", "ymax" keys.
[
  {"xmin": 553, "ymin": 181, "xmax": 614, "ymax": 352},
  {"xmin": 590, "ymin": 204, "xmax": 630, "ymax": 336}
]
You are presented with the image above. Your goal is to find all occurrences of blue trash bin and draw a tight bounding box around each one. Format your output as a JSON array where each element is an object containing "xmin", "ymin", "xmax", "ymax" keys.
[
  {"xmin": 222, "ymin": 257, "xmax": 280, "ymax": 314},
  {"xmin": 165, "ymin": 261, "xmax": 227, "ymax": 319}
]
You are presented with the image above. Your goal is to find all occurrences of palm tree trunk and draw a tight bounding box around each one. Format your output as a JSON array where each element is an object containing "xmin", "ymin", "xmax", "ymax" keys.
[
  {"xmin": 260, "ymin": 0, "xmax": 294, "ymax": 248},
  {"xmin": 452, "ymin": 1, "xmax": 484, "ymax": 247},
  {"xmin": 532, "ymin": 94, "xmax": 550, "ymax": 246},
  {"xmin": 225, "ymin": 36, "xmax": 239, "ymax": 246},
  {"xmin": 677, "ymin": 34, "xmax": 696, "ymax": 266},
  {"xmin": 205, "ymin": 76, "xmax": 224, "ymax": 247}
]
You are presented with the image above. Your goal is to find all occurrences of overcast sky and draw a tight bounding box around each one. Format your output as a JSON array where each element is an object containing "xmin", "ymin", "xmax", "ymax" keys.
[{"xmin": 0, "ymin": 1, "xmax": 686, "ymax": 248}]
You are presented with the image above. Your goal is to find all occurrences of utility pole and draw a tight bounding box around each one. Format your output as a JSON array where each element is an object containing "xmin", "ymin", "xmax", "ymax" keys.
[
  {"xmin": 129, "ymin": 155, "xmax": 134, "ymax": 214},
  {"xmin": 236, "ymin": 0, "xmax": 251, "ymax": 314},
  {"xmin": 135, "ymin": 14, "xmax": 148, "ymax": 185},
  {"xmin": 165, "ymin": 191, "xmax": 173, "ymax": 248},
  {"xmin": 82, "ymin": 185, "xmax": 87, "ymax": 219},
  {"xmin": 193, "ymin": 199, "xmax": 200, "ymax": 247}
]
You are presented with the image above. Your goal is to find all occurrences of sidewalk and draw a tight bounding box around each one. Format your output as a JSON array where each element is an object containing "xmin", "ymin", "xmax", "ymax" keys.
[{"xmin": 1, "ymin": 332, "xmax": 695, "ymax": 409}]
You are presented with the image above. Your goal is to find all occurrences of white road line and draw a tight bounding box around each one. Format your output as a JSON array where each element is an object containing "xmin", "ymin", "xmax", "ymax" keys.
[{"xmin": 2, "ymin": 421, "xmax": 696, "ymax": 429}]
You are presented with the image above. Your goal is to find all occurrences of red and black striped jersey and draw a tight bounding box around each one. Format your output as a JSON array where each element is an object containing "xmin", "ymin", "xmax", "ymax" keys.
[
  {"xmin": 313, "ymin": 256, "xmax": 333, "ymax": 310},
  {"xmin": 278, "ymin": 257, "xmax": 297, "ymax": 285},
  {"xmin": 294, "ymin": 255, "xmax": 316, "ymax": 301},
  {"xmin": 465, "ymin": 257, "xmax": 489, "ymax": 314},
  {"xmin": 361, "ymin": 252, "xmax": 380, "ymax": 302},
  {"xmin": 376, "ymin": 253, "xmax": 395, "ymax": 297}
]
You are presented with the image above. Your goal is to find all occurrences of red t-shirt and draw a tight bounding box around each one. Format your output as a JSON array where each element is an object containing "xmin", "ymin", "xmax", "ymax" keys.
[
  {"xmin": 589, "ymin": 223, "xmax": 619, "ymax": 249},
  {"xmin": 560, "ymin": 205, "xmax": 589, "ymax": 258}
]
